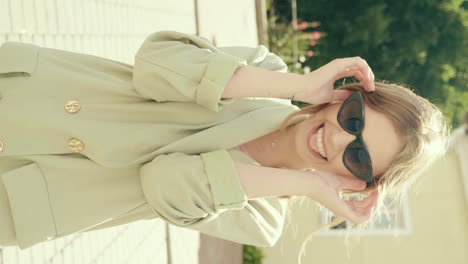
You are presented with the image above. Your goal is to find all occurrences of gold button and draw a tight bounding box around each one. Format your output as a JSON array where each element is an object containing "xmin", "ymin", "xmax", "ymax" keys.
[
  {"xmin": 0, "ymin": 140, "xmax": 3, "ymax": 153},
  {"xmin": 68, "ymin": 138, "xmax": 84, "ymax": 152},
  {"xmin": 65, "ymin": 100, "xmax": 81, "ymax": 114}
]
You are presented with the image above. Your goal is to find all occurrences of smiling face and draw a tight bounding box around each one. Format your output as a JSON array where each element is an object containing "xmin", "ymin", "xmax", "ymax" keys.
[{"xmin": 291, "ymin": 102, "xmax": 403, "ymax": 180}]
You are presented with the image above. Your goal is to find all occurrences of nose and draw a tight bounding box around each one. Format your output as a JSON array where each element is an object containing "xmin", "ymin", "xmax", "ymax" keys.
[{"xmin": 331, "ymin": 129, "xmax": 357, "ymax": 154}]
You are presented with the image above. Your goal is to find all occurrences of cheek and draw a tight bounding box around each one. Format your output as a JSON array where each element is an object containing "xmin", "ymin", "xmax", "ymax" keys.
[{"xmin": 330, "ymin": 154, "xmax": 356, "ymax": 179}]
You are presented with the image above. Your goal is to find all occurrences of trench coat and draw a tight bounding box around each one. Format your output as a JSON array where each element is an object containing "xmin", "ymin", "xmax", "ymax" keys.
[{"xmin": 0, "ymin": 30, "xmax": 307, "ymax": 250}]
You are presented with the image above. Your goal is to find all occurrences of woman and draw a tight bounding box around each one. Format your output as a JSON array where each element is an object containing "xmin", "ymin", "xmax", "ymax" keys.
[{"xmin": 0, "ymin": 31, "xmax": 448, "ymax": 250}]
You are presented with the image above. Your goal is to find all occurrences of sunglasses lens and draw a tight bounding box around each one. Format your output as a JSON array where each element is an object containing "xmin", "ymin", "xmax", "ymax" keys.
[
  {"xmin": 339, "ymin": 100, "xmax": 363, "ymax": 133},
  {"xmin": 344, "ymin": 143, "xmax": 372, "ymax": 179}
]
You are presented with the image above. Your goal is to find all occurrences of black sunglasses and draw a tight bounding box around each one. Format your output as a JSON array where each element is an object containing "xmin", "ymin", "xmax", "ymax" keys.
[{"xmin": 337, "ymin": 91, "xmax": 374, "ymax": 183}]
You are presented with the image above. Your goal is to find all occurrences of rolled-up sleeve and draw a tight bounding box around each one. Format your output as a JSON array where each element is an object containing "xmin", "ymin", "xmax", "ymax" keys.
[
  {"xmin": 217, "ymin": 45, "xmax": 288, "ymax": 73},
  {"xmin": 133, "ymin": 31, "xmax": 248, "ymax": 112},
  {"xmin": 139, "ymin": 149, "xmax": 288, "ymax": 247}
]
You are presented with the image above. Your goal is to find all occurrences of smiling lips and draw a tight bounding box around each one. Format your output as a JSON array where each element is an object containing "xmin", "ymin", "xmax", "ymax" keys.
[
  {"xmin": 316, "ymin": 126, "xmax": 327, "ymax": 159},
  {"xmin": 308, "ymin": 123, "xmax": 328, "ymax": 160}
]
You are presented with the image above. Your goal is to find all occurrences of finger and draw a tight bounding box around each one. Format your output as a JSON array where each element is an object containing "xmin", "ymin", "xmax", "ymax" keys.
[
  {"xmin": 331, "ymin": 89, "xmax": 353, "ymax": 102},
  {"xmin": 334, "ymin": 68, "xmax": 373, "ymax": 92},
  {"xmin": 325, "ymin": 195, "xmax": 361, "ymax": 224},
  {"xmin": 348, "ymin": 191, "xmax": 377, "ymax": 208},
  {"xmin": 366, "ymin": 190, "xmax": 379, "ymax": 205},
  {"xmin": 338, "ymin": 57, "xmax": 375, "ymax": 91},
  {"xmin": 360, "ymin": 195, "xmax": 377, "ymax": 218},
  {"xmin": 341, "ymin": 200, "xmax": 367, "ymax": 224},
  {"xmin": 344, "ymin": 200, "xmax": 374, "ymax": 224},
  {"xmin": 330, "ymin": 194, "xmax": 375, "ymax": 225},
  {"xmin": 346, "ymin": 69, "xmax": 373, "ymax": 92},
  {"xmin": 355, "ymin": 206, "xmax": 372, "ymax": 219},
  {"xmin": 369, "ymin": 190, "xmax": 379, "ymax": 209},
  {"xmin": 340, "ymin": 176, "xmax": 367, "ymax": 192},
  {"xmin": 334, "ymin": 68, "xmax": 360, "ymax": 80},
  {"xmin": 355, "ymin": 71, "xmax": 367, "ymax": 88},
  {"xmin": 350, "ymin": 192, "xmax": 379, "ymax": 221}
]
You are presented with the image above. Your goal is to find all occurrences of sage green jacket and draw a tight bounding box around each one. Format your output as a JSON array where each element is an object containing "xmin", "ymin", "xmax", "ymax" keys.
[{"xmin": 0, "ymin": 31, "xmax": 307, "ymax": 250}]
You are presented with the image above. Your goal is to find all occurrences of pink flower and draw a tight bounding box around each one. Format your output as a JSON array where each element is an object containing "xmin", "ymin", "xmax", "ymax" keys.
[
  {"xmin": 307, "ymin": 50, "xmax": 314, "ymax": 57},
  {"xmin": 309, "ymin": 39, "xmax": 317, "ymax": 46},
  {"xmin": 312, "ymin": 31, "xmax": 321, "ymax": 40},
  {"xmin": 290, "ymin": 20, "xmax": 297, "ymax": 27},
  {"xmin": 298, "ymin": 21, "xmax": 308, "ymax": 30},
  {"xmin": 311, "ymin": 21, "xmax": 320, "ymax": 28}
]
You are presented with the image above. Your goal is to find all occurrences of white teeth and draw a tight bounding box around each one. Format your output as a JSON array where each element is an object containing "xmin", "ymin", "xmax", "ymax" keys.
[{"xmin": 316, "ymin": 125, "xmax": 327, "ymax": 159}]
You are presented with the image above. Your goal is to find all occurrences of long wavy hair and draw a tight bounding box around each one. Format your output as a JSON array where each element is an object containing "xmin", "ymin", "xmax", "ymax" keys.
[{"xmin": 275, "ymin": 81, "xmax": 450, "ymax": 263}]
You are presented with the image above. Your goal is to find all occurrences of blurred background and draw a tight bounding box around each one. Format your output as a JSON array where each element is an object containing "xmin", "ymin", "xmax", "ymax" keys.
[
  {"xmin": 266, "ymin": 0, "xmax": 467, "ymax": 129},
  {"xmin": 0, "ymin": 0, "xmax": 467, "ymax": 263}
]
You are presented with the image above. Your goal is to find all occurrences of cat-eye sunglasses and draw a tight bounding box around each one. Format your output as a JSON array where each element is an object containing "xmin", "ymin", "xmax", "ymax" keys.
[{"xmin": 337, "ymin": 91, "xmax": 374, "ymax": 183}]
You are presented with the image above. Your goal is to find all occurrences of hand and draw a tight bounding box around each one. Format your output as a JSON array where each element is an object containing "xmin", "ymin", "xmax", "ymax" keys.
[
  {"xmin": 293, "ymin": 57, "xmax": 376, "ymax": 105},
  {"xmin": 305, "ymin": 170, "xmax": 379, "ymax": 225}
]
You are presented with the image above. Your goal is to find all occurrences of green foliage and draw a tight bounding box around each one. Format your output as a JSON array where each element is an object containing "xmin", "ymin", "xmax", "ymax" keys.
[
  {"xmin": 267, "ymin": 0, "xmax": 468, "ymax": 128},
  {"xmin": 243, "ymin": 245, "xmax": 264, "ymax": 264},
  {"xmin": 267, "ymin": 15, "xmax": 311, "ymax": 74}
]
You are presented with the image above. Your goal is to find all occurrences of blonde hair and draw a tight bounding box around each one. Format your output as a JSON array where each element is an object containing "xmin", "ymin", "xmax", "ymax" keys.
[{"xmin": 276, "ymin": 81, "xmax": 451, "ymax": 263}]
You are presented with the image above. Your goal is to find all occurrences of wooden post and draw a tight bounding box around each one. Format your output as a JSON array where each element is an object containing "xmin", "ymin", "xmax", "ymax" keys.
[{"xmin": 255, "ymin": 0, "xmax": 269, "ymax": 47}]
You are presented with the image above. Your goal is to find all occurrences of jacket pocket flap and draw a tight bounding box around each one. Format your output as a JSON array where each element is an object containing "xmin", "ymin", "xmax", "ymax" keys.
[
  {"xmin": 1, "ymin": 162, "xmax": 57, "ymax": 249},
  {"xmin": 0, "ymin": 41, "xmax": 39, "ymax": 77}
]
